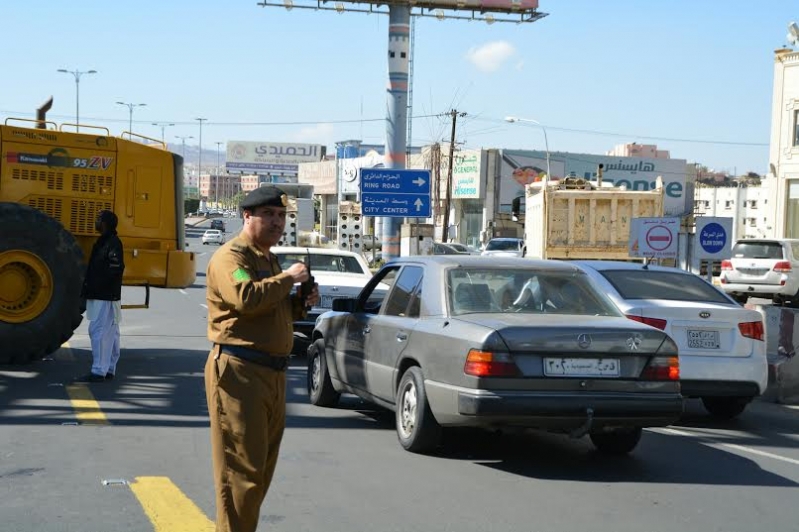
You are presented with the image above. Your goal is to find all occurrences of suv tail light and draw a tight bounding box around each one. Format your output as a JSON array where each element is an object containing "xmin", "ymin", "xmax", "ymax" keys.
[
  {"xmin": 721, "ymin": 260, "xmax": 733, "ymax": 271},
  {"xmin": 626, "ymin": 315, "xmax": 668, "ymax": 330},
  {"xmin": 464, "ymin": 349, "xmax": 519, "ymax": 377},
  {"xmin": 641, "ymin": 356, "xmax": 680, "ymax": 381},
  {"xmin": 773, "ymin": 261, "xmax": 792, "ymax": 273},
  {"xmin": 738, "ymin": 321, "xmax": 764, "ymax": 341}
]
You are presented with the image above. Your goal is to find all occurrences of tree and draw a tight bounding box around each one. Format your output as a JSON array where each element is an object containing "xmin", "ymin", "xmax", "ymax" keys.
[{"xmin": 184, "ymin": 198, "xmax": 200, "ymax": 214}]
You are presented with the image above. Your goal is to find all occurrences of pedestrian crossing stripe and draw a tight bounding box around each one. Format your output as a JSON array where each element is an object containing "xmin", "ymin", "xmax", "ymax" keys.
[{"xmin": 130, "ymin": 476, "xmax": 214, "ymax": 531}]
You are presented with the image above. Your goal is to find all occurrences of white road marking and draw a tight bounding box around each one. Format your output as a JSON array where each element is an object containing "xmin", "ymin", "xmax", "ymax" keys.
[
  {"xmin": 200, "ymin": 304, "xmax": 208, "ymax": 309},
  {"xmin": 179, "ymin": 289, "xmax": 187, "ymax": 295},
  {"xmin": 653, "ymin": 427, "xmax": 799, "ymax": 466}
]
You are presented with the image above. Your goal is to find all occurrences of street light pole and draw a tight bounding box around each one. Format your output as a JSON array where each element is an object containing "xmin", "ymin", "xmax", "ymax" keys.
[
  {"xmin": 117, "ymin": 101, "xmax": 147, "ymax": 135},
  {"xmin": 175, "ymin": 135, "xmax": 194, "ymax": 161},
  {"xmin": 215, "ymin": 141, "xmax": 224, "ymax": 207},
  {"xmin": 505, "ymin": 116, "xmax": 551, "ymax": 182},
  {"xmin": 152, "ymin": 122, "xmax": 175, "ymax": 144},
  {"xmin": 57, "ymin": 68, "xmax": 97, "ymax": 131},
  {"xmin": 195, "ymin": 117, "xmax": 208, "ymax": 201}
]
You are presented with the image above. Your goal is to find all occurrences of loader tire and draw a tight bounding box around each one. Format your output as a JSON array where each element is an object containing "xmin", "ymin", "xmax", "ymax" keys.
[{"xmin": 0, "ymin": 203, "xmax": 85, "ymax": 364}]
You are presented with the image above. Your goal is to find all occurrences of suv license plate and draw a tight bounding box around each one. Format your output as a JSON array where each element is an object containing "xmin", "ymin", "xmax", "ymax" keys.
[
  {"xmin": 687, "ymin": 330, "xmax": 720, "ymax": 349},
  {"xmin": 544, "ymin": 358, "xmax": 620, "ymax": 377}
]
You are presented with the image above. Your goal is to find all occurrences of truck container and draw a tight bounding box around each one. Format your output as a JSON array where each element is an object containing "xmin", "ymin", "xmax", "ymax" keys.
[{"xmin": 523, "ymin": 177, "xmax": 664, "ymax": 260}]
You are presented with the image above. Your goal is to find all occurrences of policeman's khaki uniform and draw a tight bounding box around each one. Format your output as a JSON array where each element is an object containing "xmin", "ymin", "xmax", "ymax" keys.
[{"xmin": 205, "ymin": 231, "xmax": 305, "ymax": 532}]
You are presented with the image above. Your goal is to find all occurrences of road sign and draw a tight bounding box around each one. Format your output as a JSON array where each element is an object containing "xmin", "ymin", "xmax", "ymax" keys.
[
  {"xmin": 630, "ymin": 217, "xmax": 679, "ymax": 258},
  {"xmin": 360, "ymin": 168, "xmax": 432, "ymax": 218},
  {"xmin": 695, "ymin": 217, "xmax": 733, "ymax": 260}
]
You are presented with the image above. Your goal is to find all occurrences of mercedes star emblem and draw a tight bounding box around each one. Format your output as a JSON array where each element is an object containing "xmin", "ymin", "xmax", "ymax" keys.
[{"xmin": 577, "ymin": 334, "xmax": 592, "ymax": 349}]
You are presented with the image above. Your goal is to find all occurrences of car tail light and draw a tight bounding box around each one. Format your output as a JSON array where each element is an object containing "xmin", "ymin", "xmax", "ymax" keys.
[
  {"xmin": 464, "ymin": 349, "xmax": 519, "ymax": 377},
  {"xmin": 626, "ymin": 315, "xmax": 668, "ymax": 330},
  {"xmin": 738, "ymin": 321, "xmax": 764, "ymax": 341},
  {"xmin": 774, "ymin": 261, "xmax": 792, "ymax": 273},
  {"xmin": 641, "ymin": 356, "xmax": 680, "ymax": 381},
  {"xmin": 721, "ymin": 260, "xmax": 733, "ymax": 271}
]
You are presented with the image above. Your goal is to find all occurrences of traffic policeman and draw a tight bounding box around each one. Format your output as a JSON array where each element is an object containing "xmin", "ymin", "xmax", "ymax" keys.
[{"xmin": 205, "ymin": 185, "xmax": 318, "ymax": 532}]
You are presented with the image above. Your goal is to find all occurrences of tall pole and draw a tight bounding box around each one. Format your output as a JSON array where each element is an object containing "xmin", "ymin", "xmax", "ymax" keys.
[
  {"xmin": 116, "ymin": 101, "xmax": 146, "ymax": 135},
  {"xmin": 153, "ymin": 122, "xmax": 175, "ymax": 143},
  {"xmin": 196, "ymin": 117, "xmax": 207, "ymax": 200},
  {"xmin": 57, "ymin": 68, "xmax": 97, "ymax": 132},
  {"xmin": 505, "ymin": 116, "xmax": 551, "ymax": 181},
  {"xmin": 443, "ymin": 109, "xmax": 465, "ymax": 243},
  {"xmin": 175, "ymin": 135, "xmax": 194, "ymax": 160},
  {"xmin": 215, "ymin": 141, "xmax": 223, "ymax": 207},
  {"xmin": 381, "ymin": 5, "xmax": 411, "ymax": 261}
]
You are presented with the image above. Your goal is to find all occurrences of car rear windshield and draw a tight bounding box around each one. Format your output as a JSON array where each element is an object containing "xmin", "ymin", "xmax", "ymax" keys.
[
  {"xmin": 275, "ymin": 253, "xmax": 366, "ymax": 274},
  {"xmin": 731, "ymin": 241, "xmax": 784, "ymax": 259},
  {"xmin": 447, "ymin": 268, "xmax": 620, "ymax": 316},
  {"xmin": 485, "ymin": 239, "xmax": 522, "ymax": 251},
  {"xmin": 599, "ymin": 270, "xmax": 730, "ymax": 303}
]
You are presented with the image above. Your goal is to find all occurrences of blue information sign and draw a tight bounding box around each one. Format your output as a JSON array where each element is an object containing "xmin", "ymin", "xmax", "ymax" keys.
[
  {"xmin": 360, "ymin": 168, "xmax": 432, "ymax": 218},
  {"xmin": 699, "ymin": 222, "xmax": 727, "ymax": 254}
]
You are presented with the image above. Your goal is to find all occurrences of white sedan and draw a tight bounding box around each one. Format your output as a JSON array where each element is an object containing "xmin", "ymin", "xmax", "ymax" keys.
[
  {"xmin": 271, "ymin": 246, "xmax": 387, "ymax": 352},
  {"xmin": 202, "ymin": 229, "xmax": 225, "ymax": 245},
  {"xmin": 576, "ymin": 260, "xmax": 768, "ymax": 419}
]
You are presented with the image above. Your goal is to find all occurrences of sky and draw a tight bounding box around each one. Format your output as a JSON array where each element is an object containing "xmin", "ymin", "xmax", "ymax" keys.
[{"xmin": 1, "ymin": 0, "xmax": 796, "ymax": 174}]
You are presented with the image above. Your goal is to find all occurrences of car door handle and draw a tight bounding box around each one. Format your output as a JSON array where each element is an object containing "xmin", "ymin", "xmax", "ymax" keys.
[
  {"xmin": 362, "ymin": 327, "xmax": 371, "ymax": 335},
  {"xmin": 396, "ymin": 332, "xmax": 408, "ymax": 341}
]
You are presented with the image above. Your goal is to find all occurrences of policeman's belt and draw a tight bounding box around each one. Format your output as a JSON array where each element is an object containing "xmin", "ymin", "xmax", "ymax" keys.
[{"xmin": 218, "ymin": 344, "xmax": 289, "ymax": 372}]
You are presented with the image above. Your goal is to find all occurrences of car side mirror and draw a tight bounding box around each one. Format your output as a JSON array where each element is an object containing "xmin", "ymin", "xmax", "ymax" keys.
[{"xmin": 332, "ymin": 298, "xmax": 358, "ymax": 312}]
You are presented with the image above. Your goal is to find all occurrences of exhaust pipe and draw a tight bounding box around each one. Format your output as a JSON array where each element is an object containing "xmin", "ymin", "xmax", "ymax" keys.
[{"xmin": 36, "ymin": 97, "xmax": 54, "ymax": 129}]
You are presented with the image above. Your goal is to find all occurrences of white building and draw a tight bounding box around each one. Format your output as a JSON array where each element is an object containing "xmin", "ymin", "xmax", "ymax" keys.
[
  {"xmin": 769, "ymin": 46, "xmax": 799, "ymax": 238},
  {"xmin": 694, "ymin": 183, "xmax": 774, "ymax": 241}
]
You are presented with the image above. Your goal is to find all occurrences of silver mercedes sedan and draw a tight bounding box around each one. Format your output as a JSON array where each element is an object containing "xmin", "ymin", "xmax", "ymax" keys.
[{"xmin": 307, "ymin": 256, "xmax": 683, "ymax": 455}]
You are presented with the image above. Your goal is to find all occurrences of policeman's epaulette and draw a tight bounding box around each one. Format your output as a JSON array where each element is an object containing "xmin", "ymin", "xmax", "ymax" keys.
[{"xmin": 229, "ymin": 241, "xmax": 248, "ymax": 253}]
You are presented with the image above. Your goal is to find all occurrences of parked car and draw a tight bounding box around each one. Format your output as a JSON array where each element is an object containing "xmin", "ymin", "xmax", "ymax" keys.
[
  {"xmin": 576, "ymin": 261, "xmax": 767, "ymax": 419},
  {"xmin": 202, "ymin": 229, "xmax": 225, "ymax": 245},
  {"xmin": 719, "ymin": 239, "xmax": 799, "ymax": 306},
  {"xmin": 308, "ymin": 256, "xmax": 683, "ymax": 455},
  {"xmin": 433, "ymin": 242, "xmax": 461, "ymax": 255},
  {"xmin": 271, "ymin": 246, "xmax": 387, "ymax": 353},
  {"xmin": 481, "ymin": 237, "xmax": 524, "ymax": 257},
  {"xmin": 445, "ymin": 243, "xmax": 472, "ymax": 255},
  {"xmin": 210, "ymin": 219, "xmax": 226, "ymax": 232}
]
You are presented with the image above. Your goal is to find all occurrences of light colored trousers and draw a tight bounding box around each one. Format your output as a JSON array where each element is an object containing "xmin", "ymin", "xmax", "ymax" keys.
[
  {"xmin": 205, "ymin": 349, "xmax": 286, "ymax": 532},
  {"xmin": 87, "ymin": 299, "xmax": 121, "ymax": 376}
]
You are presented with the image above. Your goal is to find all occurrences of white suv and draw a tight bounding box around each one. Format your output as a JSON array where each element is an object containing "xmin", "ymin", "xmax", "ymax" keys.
[{"xmin": 720, "ymin": 239, "xmax": 799, "ymax": 305}]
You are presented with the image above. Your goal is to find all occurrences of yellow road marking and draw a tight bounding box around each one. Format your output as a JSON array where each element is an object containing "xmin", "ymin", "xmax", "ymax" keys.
[
  {"xmin": 130, "ymin": 477, "xmax": 214, "ymax": 532},
  {"xmin": 65, "ymin": 384, "xmax": 109, "ymax": 425}
]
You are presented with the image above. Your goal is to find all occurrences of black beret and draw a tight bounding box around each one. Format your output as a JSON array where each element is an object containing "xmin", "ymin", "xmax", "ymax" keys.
[{"xmin": 240, "ymin": 186, "xmax": 289, "ymax": 210}]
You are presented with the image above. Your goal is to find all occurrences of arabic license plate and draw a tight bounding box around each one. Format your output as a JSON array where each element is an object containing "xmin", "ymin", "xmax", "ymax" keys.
[
  {"xmin": 319, "ymin": 295, "xmax": 336, "ymax": 309},
  {"xmin": 687, "ymin": 330, "xmax": 720, "ymax": 349},
  {"xmin": 543, "ymin": 358, "xmax": 620, "ymax": 377}
]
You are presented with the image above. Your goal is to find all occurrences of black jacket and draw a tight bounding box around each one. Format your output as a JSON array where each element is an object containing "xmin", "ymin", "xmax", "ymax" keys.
[{"xmin": 82, "ymin": 231, "xmax": 125, "ymax": 301}]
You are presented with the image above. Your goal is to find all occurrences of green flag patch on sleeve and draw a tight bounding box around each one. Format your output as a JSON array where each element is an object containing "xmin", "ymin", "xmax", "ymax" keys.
[{"xmin": 232, "ymin": 268, "xmax": 252, "ymax": 282}]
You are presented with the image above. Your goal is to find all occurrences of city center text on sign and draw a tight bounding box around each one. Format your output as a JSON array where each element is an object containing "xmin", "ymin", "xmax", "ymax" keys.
[{"xmin": 360, "ymin": 168, "xmax": 432, "ymax": 218}]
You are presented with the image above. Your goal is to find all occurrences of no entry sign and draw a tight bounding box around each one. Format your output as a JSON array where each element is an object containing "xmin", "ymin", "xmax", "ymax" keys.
[{"xmin": 630, "ymin": 217, "xmax": 680, "ymax": 258}]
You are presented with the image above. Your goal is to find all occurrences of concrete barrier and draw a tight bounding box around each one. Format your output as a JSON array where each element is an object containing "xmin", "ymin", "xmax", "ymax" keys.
[{"xmin": 748, "ymin": 304, "xmax": 799, "ymax": 404}]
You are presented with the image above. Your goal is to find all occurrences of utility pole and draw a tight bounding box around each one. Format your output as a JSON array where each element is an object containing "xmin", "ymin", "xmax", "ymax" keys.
[
  {"xmin": 195, "ymin": 117, "xmax": 207, "ymax": 201},
  {"xmin": 442, "ymin": 109, "xmax": 466, "ymax": 242},
  {"xmin": 215, "ymin": 141, "xmax": 223, "ymax": 207}
]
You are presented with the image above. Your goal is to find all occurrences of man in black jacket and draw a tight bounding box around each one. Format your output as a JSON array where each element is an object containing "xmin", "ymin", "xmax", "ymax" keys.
[{"xmin": 78, "ymin": 210, "xmax": 125, "ymax": 383}]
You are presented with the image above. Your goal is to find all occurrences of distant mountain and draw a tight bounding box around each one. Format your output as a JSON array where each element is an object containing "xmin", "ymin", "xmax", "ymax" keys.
[{"xmin": 167, "ymin": 143, "xmax": 225, "ymax": 171}]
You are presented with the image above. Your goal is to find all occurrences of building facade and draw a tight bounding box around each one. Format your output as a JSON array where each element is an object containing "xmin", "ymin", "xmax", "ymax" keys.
[
  {"xmin": 770, "ymin": 47, "xmax": 799, "ymax": 238},
  {"xmin": 694, "ymin": 182, "xmax": 775, "ymax": 241}
]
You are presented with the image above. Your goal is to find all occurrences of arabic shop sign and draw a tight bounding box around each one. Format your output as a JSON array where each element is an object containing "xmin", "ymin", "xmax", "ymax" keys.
[
  {"xmin": 226, "ymin": 141, "xmax": 325, "ymax": 173},
  {"xmin": 451, "ymin": 150, "xmax": 483, "ymax": 199}
]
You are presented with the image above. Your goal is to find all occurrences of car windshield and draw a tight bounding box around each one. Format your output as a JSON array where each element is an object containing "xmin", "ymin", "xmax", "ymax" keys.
[
  {"xmin": 275, "ymin": 253, "xmax": 366, "ymax": 274},
  {"xmin": 205, "ymin": 230, "xmax": 220, "ymax": 235},
  {"xmin": 447, "ymin": 268, "xmax": 619, "ymax": 316},
  {"xmin": 599, "ymin": 270, "xmax": 731, "ymax": 304},
  {"xmin": 732, "ymin": 242, "xmax": 784, "ymax": 259},
  {"xmin": 486, "ymin": 239, "xmax": 522, "ymax": 251}
]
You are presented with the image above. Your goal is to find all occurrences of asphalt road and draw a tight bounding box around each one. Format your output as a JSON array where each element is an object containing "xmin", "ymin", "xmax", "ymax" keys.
[{"xmin": 1, "ymin": 220, "xmax": 799, "ymax": 532}]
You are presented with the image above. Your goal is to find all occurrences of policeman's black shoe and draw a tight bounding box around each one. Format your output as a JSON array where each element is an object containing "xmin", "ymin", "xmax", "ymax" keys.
[
  {"xmin": 105, "ymin": 373, "xmax": 115, "ymax": 380},
  {"xmin": 75, "ymin": 373, "xmax": 106, "ymax": 383}
]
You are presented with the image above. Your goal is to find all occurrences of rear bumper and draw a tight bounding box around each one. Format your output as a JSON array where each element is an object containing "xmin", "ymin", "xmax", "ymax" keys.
[
  {"xmin": 721, "ymin": 281, "xmax": 795, "ymax": 298},
  {"xmin": 679, "ymin": 353, "xmax": 768, "ymax": 397},
  {"xmin": 452, "ymin": 390, "xmax": 683, "ymax": 430}
]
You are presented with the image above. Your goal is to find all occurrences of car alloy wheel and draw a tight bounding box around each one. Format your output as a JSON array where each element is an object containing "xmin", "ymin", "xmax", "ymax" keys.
[
  {"xmin": 398, "ymin": 379, "xmax": 418, "ymax": 440},
  {"xmin": 306, "ymin": 339, "xmax": 339, "ymax": 407}
]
